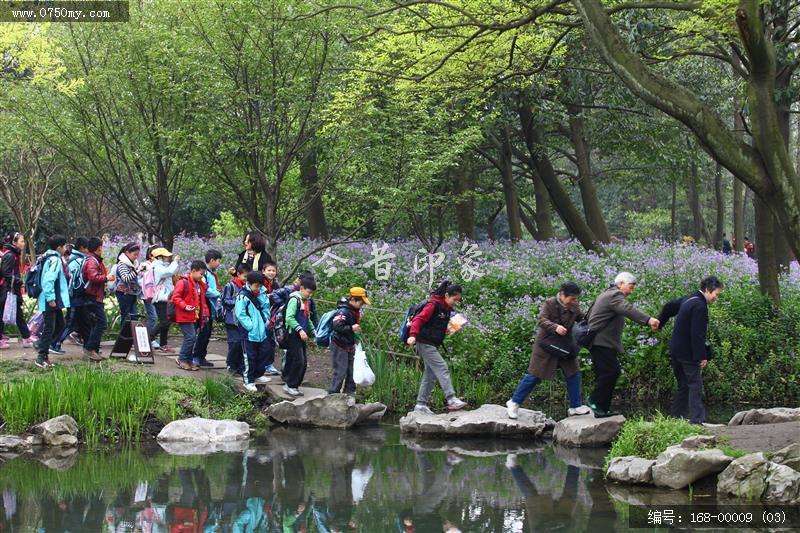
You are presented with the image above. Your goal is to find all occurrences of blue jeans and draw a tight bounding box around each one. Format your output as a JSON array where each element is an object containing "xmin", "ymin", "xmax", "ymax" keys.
[
  {"xmin": 115, "ymin": 292, "xmax": 138, "ymax": 326},
  {"xmin": 178, "ymin": 323, "xmax": 197, "ymax": 362},
  {"xmin": 511, "ymin": 372, "xmax": 583, "ymax": 408},
  {"xmin": 225, "ymin": 325, "xmax": 243, "ymax": 372},
  {"xmin": 192, "ymin": 317, "xmax": 213, "ymax": 363},
  {"xmin": 84, "ymin": 301, "xmax": 107, "ymax": 352},
  {"xmin": 143, "ymin": 300, "xmax": 157, "ymax": 332}
]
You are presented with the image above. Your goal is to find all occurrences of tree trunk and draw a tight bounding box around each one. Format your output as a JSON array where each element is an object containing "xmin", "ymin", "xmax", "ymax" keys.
[
  {"xmin": 498, "ymin": 128, "xmax": 523, "ymax": 243},
  {"xmin": 733, "ymin": 179, "xmax": 745, "ymax": 252},
  {"xmin": 487, "ymin": 204, "xmax": 503, "ymax": 241},
  {"xmin": 532, "ymin": 171, "xmax": 554, "ymax": 240},
  {"xmin": 451, "ymin": 160, "xmax": 475, "ymax": 239},
  {"xmin": 754, "ymin": 195, "xmax": 781, "ymax": 306},
  {"xmin": 518, "ymin": 205, "xmax": 538, "ymax": 238},
  {"xmin": 713, "ymin": 162, "xmax": 725, "ymax": 248},
  {"xmin": 686, "ymin": 156, "xmax": 712, "ymax": 245},
  {"xmin": 518, "ymin": 105, "xmax": 603, "ymax": 253},
  {"xmin": 299, "ymin": 147, "xmax": 328, "ymax": 240},
  {"xmin": 567, "ymin": 104, "xmax": 611, "ymax": 242}
]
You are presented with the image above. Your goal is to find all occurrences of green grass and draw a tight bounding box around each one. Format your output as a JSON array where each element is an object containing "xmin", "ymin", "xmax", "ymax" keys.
[
  {"xmin": 0, "ymin": 365, "xmax": 258, "ymax": 445},
  {"xmin": 606, "ymin": 413, "xmax": 704, "ymax": 468},
  {"xmin": 720, "ymin": 445, "xmax": 748, "ymax": 459}
]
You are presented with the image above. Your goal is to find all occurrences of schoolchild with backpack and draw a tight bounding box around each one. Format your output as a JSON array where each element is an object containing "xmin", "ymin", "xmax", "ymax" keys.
[
  {"xmin": 262, "ymin": 260, "xmax": 280, "ymax": 294},
  {"xmin": 192, "ymin": 249, "xmax": 223, "ymax": 368},
  {"xmin": 326, "ymin": 287, "xmax": 369, "ymax": 395},
  {"xmin": 234, "ymin": 271, "xmax": 272, "ymax": 392},
  {"xmin": 31, "ymin": 235, "xmax": 72, "ymax": 368},
  {"xmin": 406, "ymin": 281, "xmax": 467, "ymax": 414},
  {"xmin": 81, "ymin": 237, "xmax": 113, "ymax": 362},
  {"xmin": 0, "ymin": 232, "xmax": 36, "ymax": 350},
  {"xmin": 221, "ymin": 264, "xmax": 250, "ymax": 375},
  {"xmin": 51, "ymin": 237, "xmax": 91, "ymax": 352},
  {"xmin": 147, "ymin": 248, "xmax": 180, "ymax": 354},
  {"xmin": 267, "ymin": 270, "xmax": 317, "ymax": 376},
  {"xmin": 172, "ymin": 260, "xmax": 209, "ymax": 371},
  {"xmin": 281, "ymin": 276, "xmax": 317, "ymax": 397}
]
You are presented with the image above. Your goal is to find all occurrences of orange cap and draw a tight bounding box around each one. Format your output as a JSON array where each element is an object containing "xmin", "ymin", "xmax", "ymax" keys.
[{"xmin": 347, "ymin": 287, "xmax": 370, "ymax": 304}]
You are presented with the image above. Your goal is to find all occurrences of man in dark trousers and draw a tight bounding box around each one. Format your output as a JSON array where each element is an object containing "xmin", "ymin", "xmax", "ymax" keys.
[{"xmin": 658, "ymin": 276, "xmax": 723, "ymax": 424}]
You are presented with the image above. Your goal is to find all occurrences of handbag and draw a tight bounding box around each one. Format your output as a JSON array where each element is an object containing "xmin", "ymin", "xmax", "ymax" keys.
[
  {"xmin": 540, "ymin": 332, "xmax": 578, "ymax": 360},
  {"xmin": 3, "ymin": 292, "xmax": 17, "ymax": 324}
]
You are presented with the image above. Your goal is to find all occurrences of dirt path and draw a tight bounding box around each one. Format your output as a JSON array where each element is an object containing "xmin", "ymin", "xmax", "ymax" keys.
[{"xmin": 0, "ymin": 334, "xmax": 334, "ymax": 389}]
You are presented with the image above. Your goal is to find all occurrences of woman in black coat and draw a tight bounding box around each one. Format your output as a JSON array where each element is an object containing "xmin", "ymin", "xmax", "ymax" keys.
[
  {"xmin": 228, "ymin": 231, "xmax": 273, "ymax": 276},
  {"xmin": 0, "ymin": 232, "xmax": 34, "ymax": 348}
]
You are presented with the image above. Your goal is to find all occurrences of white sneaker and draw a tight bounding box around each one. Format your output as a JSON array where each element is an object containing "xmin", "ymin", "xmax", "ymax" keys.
[
  {"xmin": 506, "ymin": 399, "xmax": 519, "ymax": 419},
  {"xmin": 255, "ymin": 375, "xmax": 271, "ymax": 384},
  {"xmin": 283, "ymin": 384, "xmax": 301, "ymax": 397},
  {"xmin": 243, "ymin": 383, "xmax": 258, "ymax": 393},
  {"xmin": 446, "ymin": 397, "xmax": 467, "ymax": 411},
  {"xmin": 568, "ymin": 405, "xmax": 592, "ymax": 416},
  {"xmin": 505, "ymin": 453, "xmax": 518, "ymax": 469},
  {"xmin": 414, "ymin": 404, "xmax": 435, "ymax": 415}
]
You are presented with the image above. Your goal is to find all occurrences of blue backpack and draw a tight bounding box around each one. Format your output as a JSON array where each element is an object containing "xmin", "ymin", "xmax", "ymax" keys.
[
  {"xmin": 268, "ymin": 286, "xmax": 295, "ymax": 318},
  {"xmin": 398, "ymin": 301, "xmax": 429, "ymax": 343},
  {"xmin": 67, "ymin": 256, "xmax": 87, "ymax": 299},
  {"xmin": 315, "ymin": 310, "xmax": 338, "ymax": 347},
  {"xmin": 24, "ymin": 255, "xmax": 49, "ymax": 299}
]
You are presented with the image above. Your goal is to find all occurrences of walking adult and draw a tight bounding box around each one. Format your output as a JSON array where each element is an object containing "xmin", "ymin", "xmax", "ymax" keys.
[
  {"xmin": 658, "ymin": 276, "xmax": 723, "ymax": 424},
  {"xmin": 228, "ymin": 232, "xmax": 273, "ymax": 276},
  {"xmin": 115, "ymin": 242, "xmax": 142, "ymax": 325},
  {"xmin": 82, "ymin": 237, "xmax": 113, "ymax": 362},
  {"xmin": 148, "ymin": 248, "xmax": 179, "ymax": 354},
  {"xmin": 0, "ymin": 232, "xmax": 36, "ymax": 349},
  {"xmin": 586, "ymin": 272, "xmax": 659, "ymax": 417},
  {"xmin": 506, "ymin": 281, "xmax": 591, "ymax": 419},
  {"xmin": 721, "ymin": 233, "xmax": 732, "ymax": 255}
]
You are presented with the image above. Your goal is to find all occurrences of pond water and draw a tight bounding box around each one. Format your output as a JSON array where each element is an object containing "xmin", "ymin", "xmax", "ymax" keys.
[{"xmin": 0, "ymin": 425, "xmax": 755, "ymax": 532}]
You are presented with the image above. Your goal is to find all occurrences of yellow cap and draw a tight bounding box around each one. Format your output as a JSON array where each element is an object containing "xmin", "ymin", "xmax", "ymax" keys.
[
  {"xmin": 347, "ymin": 287, "xmax": 370, "ymax": 305},
  {"xmin": 151, "ymin": 247, "xmax": 173, "ymax": 258}
]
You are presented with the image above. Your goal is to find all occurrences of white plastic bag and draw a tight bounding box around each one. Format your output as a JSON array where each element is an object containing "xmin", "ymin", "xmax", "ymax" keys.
[
  {"xmin": 2, "ymin": 293, "xmax": 16, "ymax": 324},
  {"xmin": 351, "ymin": 464, "xmax": 374, "ymax": 504},
  {"xmin": 353, "ymin": 343, "xmax": 375, "ymax": 387}
]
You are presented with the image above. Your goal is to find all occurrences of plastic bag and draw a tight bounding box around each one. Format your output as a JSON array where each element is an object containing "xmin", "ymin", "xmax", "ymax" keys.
[
  {"xmin": 27, "ymin": 312, "xmax": 43, "ymax": 338},
  {"xmin": 3, "ymin": 293, "xmax": 17, "ymax": 324},
  {"xmin": 351, "ymin": 464, "xmax": 374, "ymax": 504},
  {"xmin": 353, "ymin": 343, "xmax": 375, "ymax": 387}
]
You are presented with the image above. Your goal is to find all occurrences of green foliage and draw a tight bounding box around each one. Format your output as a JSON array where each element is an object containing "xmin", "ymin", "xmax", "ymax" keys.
[
  {"xmin": 607, "ymin": 413, "xmax": 703, "ymax": 466},
  {"xmin": 626, "ymin": 209, "xmax": 673, "ymax": 240},
  {"xmin": 211, "ymin": 211, "xmax": 248, "ymax": 240},
  {"xmin": 0, "ymin": 365, "xmax": 258, "ymax": 445}
]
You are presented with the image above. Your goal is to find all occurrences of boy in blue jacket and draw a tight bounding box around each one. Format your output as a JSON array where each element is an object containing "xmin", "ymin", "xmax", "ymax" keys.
[
  {"xmin": 234, "ymin": 271, "xmax": 272, "ymax": 392},
  {"xmin": 35, "ymin": 235, "xmax": 71, "ymax": 369},
  {"xmin": 193, "ymin": 249, "xmax": 222, "ymax": 368},
  {"xmin": 222, "ymin": 264, "xmax": 250, "ymax": 375}
]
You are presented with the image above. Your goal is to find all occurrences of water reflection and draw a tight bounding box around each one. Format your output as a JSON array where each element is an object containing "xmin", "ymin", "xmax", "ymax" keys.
[{"xmin": 0, "ymin": 426, "xmax": 631, "ymax": 532}]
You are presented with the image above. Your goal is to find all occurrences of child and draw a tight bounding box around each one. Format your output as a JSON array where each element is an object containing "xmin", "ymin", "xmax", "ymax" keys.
[
  {"xmin": 81, "ymin": 237, "xmax": 113, "ymax": 362},
  {"xmin": 193, "ymin": 249, "xmax": 222, "ymax": 368},
  {"xmin": 142, "ymin": 244, "xmax": 160, "ymax": 346},
  {"xmin": 222, "ymin": 264, "xmax": 250, "ymax": 375},
  {"xmin": 234, "ymin": 271, "xmax": 272, "ymax": 392},
  {"xmin": 52, "ymin": 237, "xmax": 90, "ymax": 351},
  {"xmin": 328, "ymin": 287, "xmax": 369, "ymax": 394},
  {"xmin": 34, "ymin": 235, "xmax": 71, "ymax": 369},
  {"xmin": 172, "ymin": 260, "xmax": 209, "ymax": 371},
  {"xmin": 262, "ymin": 260, "xmax": 280, "ymax": 294},
  {"xmin": 148, "ymin": 248, "xmax": 179, "ymax": 353},
  {"xmin": 0, "ymin": 232, "xmax": 37, "ymax": 350},
  {"xmin": 406, "ymin": 281, "xmax": 467, "ymax": 414},
  {"xmin": 282, "ymin": 277, "xmax": 317, "ymax": 396}
]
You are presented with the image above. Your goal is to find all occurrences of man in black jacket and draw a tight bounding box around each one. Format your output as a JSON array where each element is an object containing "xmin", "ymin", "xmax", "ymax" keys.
[{"xmin": 658, "ymin": 276, "xmax": 723, "ymax": 424}]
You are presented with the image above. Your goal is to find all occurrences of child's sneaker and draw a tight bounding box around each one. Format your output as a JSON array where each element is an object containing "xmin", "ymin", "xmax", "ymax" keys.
[
  {"xmin": 49, "ymin": 345, "xmax": 65, "ymax": 355},
  {"xmin": 255, "ymin": 375, "xmax": 270, "ymax": 384},
  {"xmin": 568, "ymin": 405, "xmax": 592, "ymax": 416},
  {"xmin": 34, "ymin": 359, "xmax": 48, "ymax": 369},
  {"xmin": 446, "ymin": 397, "xmax": 467, "ymax": 411},
  {"xmin": 264, "ymin": 364, "xmax": 280, "ymax": 375},
  {"xmin": 0, "ymin": 339, "xmax": 9, "ymax": 350},
  {"xmin": 22, "ymin": 337, "xmax": 36, "ymax": 348},
  {"xmin": 243, "ymin": 383, "xmax": 258, "ymax": 393},
  {"xmin": 282, "ymin": 384, "xmax": 301, "ymax": 397},
  {"xmin": 506, "ymin": 400, "xmax": 519, "ymax": 419},
  {"xmin": 413, "ymin": 404, "xmax": 435, "ymax": 415}
]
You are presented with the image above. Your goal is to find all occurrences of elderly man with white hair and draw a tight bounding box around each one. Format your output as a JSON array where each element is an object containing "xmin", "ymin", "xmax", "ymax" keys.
[{"xmin": 585, "ymin": 272, "xmax": 659, "ymax": 417}]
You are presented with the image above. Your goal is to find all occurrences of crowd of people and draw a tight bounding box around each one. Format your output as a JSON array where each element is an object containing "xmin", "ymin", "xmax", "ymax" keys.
[{"xmin": 0, "ymin": 228, "xmax": 722, "ymax": 424}]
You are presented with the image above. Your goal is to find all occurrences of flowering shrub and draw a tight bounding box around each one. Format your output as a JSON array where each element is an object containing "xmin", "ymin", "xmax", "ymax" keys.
[{"xmin": 106, "ymin": 235, "xmax": 800, "ymax": 408}]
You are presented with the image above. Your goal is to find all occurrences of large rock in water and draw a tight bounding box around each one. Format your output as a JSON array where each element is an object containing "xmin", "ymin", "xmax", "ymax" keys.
[
  {"xmin": 32, "ymin": 415, "xmax": 79, "ymax": 447},
  {"xmin": 399, "ymin": 404, "xmax": 555, "ymax": 438},
  {"xmin": 728, "ymin": 407, "xmax": 800, "ymax": 426},
  {"xmin": 267, "ymin": 394, "xmax": 387, "ymax": 429},
  {"xmin": 606, "ymin": 456, "xmax": 656, "ymax": 485},
  {"xmin": 652, "ymin": 445, "xmax": 733, "ymax": 489},
  {"xmin": 717, "ymin": 452, "xmax": 800, "ymax": 504},
  {"xmin": 157, "ymin": 418, "xmax": 250, "ymax": 443},
  {"xmin": 770, "ymin": 443, "xmax": 800, "ymax": 471},
  {"xmin": 552, "ymin": 414, "xmax": 625, "ymax": 447}
]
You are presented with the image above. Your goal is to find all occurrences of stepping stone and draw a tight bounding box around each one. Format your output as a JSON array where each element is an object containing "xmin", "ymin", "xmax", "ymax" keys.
[
  {"xmin": 728, "ymin": 407, "xmax": 800, "ymax": 426},
  {"xmin": 552, "ymin": 414, "xmax": 625, "ymax": 448},
  {"xmin": 399, "ymin": 404, "xmax": 555, "ymax": 439},
  {"xmin": 205, "ymin": 353, "xmax": 226, "ymax": 362},
  {"xmin": 264, "ymin": 382, "xmax": 327, "ymax": 403},
  {"xmin": 267, "ymin": 393, "xmax": 387, "ymax": 429}
]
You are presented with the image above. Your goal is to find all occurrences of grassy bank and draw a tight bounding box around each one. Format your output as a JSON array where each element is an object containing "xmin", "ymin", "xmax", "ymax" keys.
[{"xmin": 0, "ymin": 364, "xmax": 260, "ymax": 445}]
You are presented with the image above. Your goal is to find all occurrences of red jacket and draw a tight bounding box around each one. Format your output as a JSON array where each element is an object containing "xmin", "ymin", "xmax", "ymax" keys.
[
  {"xmin": 171, "ymin": 274, "xmax": 209, "ymax": 324},
  {"xmin": 82, "ymin": 254, "xmax": 108, "ymax": 303},
  {"xmin": 409, "ymin": 295, "xmax": 452, "ymax": 338}
]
